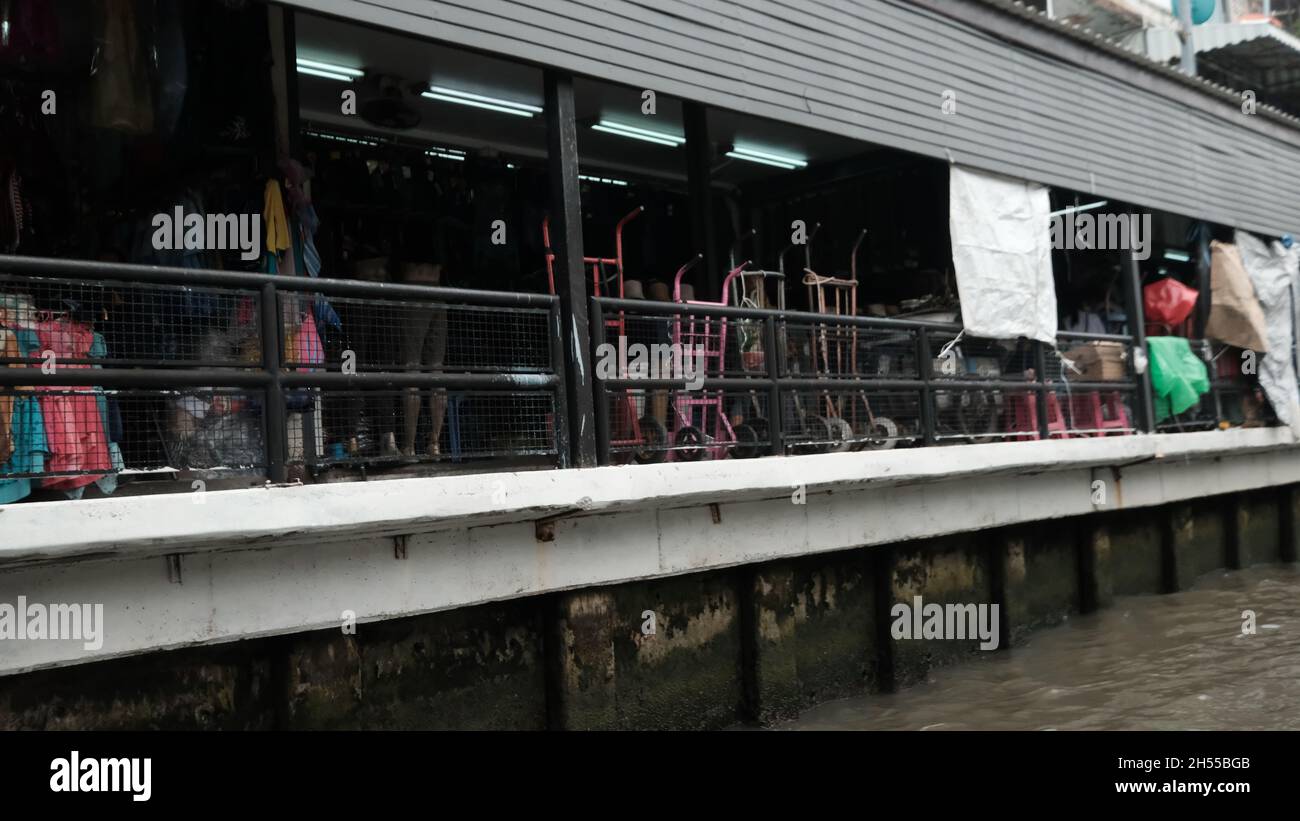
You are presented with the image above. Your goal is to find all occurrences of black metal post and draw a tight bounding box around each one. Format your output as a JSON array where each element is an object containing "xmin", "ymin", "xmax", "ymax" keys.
[
  {"xmin": 1193, "ymin": 224, "xmax": 1211, "ymax": 339},
  {"xmin": 548, "ymin": 301, "xmax": 572, "ymax": 468},
  {"xmin": 917, "ymin": 327, "xmax": 936, "ymax": 445},
  {"xmin": 545, "ymin": 69, "xmax": 598, "ymax": 468},
  {"xmin": 591, "ymin": 297, "xmax": 611, "ymax": 466},
  {"xmin": 684, "ymin": 102, "xmax": 719, "ymax": 300},
  {"xmin": 261, "ymin": 283, "xmax": 288, "ymax": 482},
  {"xmin": 1034, "ymin": 341, "xmax": 1051, "ymax": 439},
  {"xmin": 282, "ymin": 7, "xmax": 302, "ymax": 160},
  {"xmin": 1194, "ymin": 225, "xmax": 1225, "ymax": 422},
  {"xmin": 1122, "ymin": 247, "xmax": 1157, "ymax": 432},
  {"xmin": 764, "ymin": 315, "xmax": 783, "ymax": 455}
]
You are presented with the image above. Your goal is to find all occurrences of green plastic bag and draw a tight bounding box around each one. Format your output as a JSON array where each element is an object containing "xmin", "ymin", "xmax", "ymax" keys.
[{"xmin": 1147, "ymin": 336, "xmax": 1210, "ymax": 422}]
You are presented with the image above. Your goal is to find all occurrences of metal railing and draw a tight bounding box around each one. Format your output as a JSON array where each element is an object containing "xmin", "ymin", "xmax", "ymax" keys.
[
  {"xmin": 0, "ymin": 256, "xmax": 566, "ymax": 494},
  {"xmin": 0, "ymin": 254, "xmax": 1268, "ymax": 494},
  {"xmin": 589, "ymin": 296, "xmax": 1148, "ymax": 463}
]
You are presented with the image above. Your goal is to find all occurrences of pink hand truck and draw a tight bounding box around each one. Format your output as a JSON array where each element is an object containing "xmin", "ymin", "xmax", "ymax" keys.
[
  {"xmin": 542, "ymin": 206, "xmax": 668, "ymax": 463},
  {"xmin": 668, "ymin": 256, "xmax": 748, "ymax": 460}
]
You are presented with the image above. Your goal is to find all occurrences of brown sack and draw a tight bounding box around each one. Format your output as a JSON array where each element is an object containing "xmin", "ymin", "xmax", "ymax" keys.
[{"xmin": 1206, "ymin": 241, "xmax": 1269, "ymax": 353}]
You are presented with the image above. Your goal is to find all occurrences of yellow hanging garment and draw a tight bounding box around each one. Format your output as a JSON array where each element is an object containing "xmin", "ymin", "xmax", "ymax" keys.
[{"xmin": 263, "ymin": 179, "xmax": 291, "ymax": 255}]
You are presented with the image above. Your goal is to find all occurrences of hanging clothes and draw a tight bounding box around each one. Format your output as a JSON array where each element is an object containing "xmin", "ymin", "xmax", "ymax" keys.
[
  {"xmin": 35, "ymin": 317, "xmax": 112, "ymax": 490},
  {"xmin": 0, "ymin": 328, "xmax": 18, "ymax": 464},
  {"xmin": 90, "ymin": 0, "xmax": 155, "ymax": 134},
  {"xmin": 296, "ymin": 201, "xmax": 341, "ymax": 331},
  {"xmin": 0, "ymin": 327, "xmax": 49, "ymax": 504},
  {"xmin": 86, "ymin": 332, "xmax": 124, "ymax": 497},
  {"xmin": 264, "ymin": 179, "xmax": 291, "ymax": 256}
]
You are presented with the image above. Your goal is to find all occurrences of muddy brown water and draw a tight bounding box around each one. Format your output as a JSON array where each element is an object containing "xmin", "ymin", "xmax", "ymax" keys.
[{"xmin": 781, "ymin": 564, "xmax": 1300, "ymax": 730}]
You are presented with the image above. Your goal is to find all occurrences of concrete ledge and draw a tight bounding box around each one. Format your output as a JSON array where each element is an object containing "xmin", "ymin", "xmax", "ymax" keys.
[{"xmin": 2, "ymin": 427, "xmax": 1296, "ymax": 567}]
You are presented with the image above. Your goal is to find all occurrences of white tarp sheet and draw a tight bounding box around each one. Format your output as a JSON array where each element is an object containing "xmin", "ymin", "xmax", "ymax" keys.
[
  {"xmin": 1235, "ymin": 230, "xmax": 1300, "ymax": 438},
  {"xmin": 949, "ymin": 166, "xmax": 1057, "ymax": 344}
]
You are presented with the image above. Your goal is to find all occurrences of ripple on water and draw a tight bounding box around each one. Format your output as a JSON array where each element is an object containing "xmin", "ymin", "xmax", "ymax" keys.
[{"xmin": 779, "ymin": 564, "xmax": 1300, "ymax": 731}]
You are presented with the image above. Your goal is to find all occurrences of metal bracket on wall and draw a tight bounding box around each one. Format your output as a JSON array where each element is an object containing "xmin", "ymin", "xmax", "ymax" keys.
[
  {"xmin": 165, "ymin": 554, "xmax": 183, "ymax": 585},
  {"xmin": 534, "ymin": 502, "xmax": 592, "ymax": 542}
]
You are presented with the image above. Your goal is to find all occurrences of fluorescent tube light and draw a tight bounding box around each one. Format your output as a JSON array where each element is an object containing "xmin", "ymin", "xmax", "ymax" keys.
[
  {"xmin": 421, "ymin": 86, "xmax": 541, "ymax": 117},
  {"xmin": 1163, "ymin": 249, "xmax": 1192, "ymax": 262},
  {"xmin": 726, "ymin": 151, "xmax": 797, "ymax": 170},
  {"xmin": 297, "ymin": 66, "xmax": 355, "ymax": 82},
  {"xmin": 296, "ymin": 58, "xmax": 363, "ymax": 81},
  {"xmin": 305, "ymin": 129, "xmax": 378, "ymax": 147},
  {"xmin": 726, "ymin": 146, "xmax": 807, "ymax": 170},
  {"xmin": 579, "ymin": 174, "xmax": 629, "ymax": 187},
  {"xmin": 591, "ymin": 120, "xmax": 684, "ymax": 147}
]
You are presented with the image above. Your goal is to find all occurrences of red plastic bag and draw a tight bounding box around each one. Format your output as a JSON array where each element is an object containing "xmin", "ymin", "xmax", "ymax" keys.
[{"xmin": 1143, "ymin": 278, "xmax": 1199, "ymax": 327}]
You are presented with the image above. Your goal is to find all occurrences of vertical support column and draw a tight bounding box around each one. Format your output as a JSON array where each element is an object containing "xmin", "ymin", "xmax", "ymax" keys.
[
  {"xmin": 1122, "ymin": 246, "xmax": 1157, "ymax": 432},
  {"xmin": 684, "ymin": 102, "xmax": 719, "ymax": 300},
  {"xmin": 545, "ymin": 70, "xmax": 597, "ymax": 468},
  {"xmin": 261, "ymin": 282, "xmax": 288, "ymax": 483},
  {"xmin": 1193, "ymin": 224, "xmax": 1211, "ymax": 339},
  {"xmin": 591, "ymin": 297, "xmax": 611, "ymax": 466},
  {"xmin": 1192, "ymin": 224, "xmax": 1226, "ymax": 422},
  {"xmin": 764, "ymin": 315, "xmax": 783, "ymax": 455},
  {"xmin": 1034, "ymin": 341, "xmax": 1051, "ymax": 439},
  {"xmin": 282, "ymin": 8, "xmax": 301, "ymax": 160},
  {"xmin": 917, "ymin": 328, "xmax": 936, "ymax": 445},
  {"xmin": 548, "ymin": 302, "xmax": 572, "ymax": 468},
  {"xmin": 1223, "ymin": 494, "xmax": 1242, "ymax": 570},
  {"xmin": 1280, "ymin": 485, "xmax": 1298, "ymax": 564}
]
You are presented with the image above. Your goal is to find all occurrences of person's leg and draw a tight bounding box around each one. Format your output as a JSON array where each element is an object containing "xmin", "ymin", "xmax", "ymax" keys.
[
  {"xmin": 366, "ymin": 303, "xmax": 400, "ymax": 455},
  {"xmin": 400, "ymin": 305, "xmax": 435, "ymax": 455},
  {"xmin": 424, "ymin": 305, "xmax": 449, "ymax": 456}
]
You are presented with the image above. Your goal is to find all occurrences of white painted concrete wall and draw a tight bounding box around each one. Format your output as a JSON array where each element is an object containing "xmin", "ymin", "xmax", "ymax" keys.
[{"xmin": 1, "ymin": 428, "xmax": 1297, "ymax": 676}]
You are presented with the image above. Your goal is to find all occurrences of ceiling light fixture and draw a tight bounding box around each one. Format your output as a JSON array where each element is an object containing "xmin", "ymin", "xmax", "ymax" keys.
[
  {"xmin": 305, "ymin": 129, "xmax": 378, "ymax": 147},
  {"xmin": 579, "ymin": 174, "xmax": 629, "ymax": 187},
  {"xmin": 591, "ymin": 120, "xmax": 684, "ymax": 147},
  {"xmin": 426, "ymin": 146, "xmax": 467, "ymax": 161},
  {"xmin": 1163, "ymin": 249, "xmax": 1192, "ymax": 262},
  {"xmin": 296, "ymin": 58, "xmax": 363, "ymax": 82},
  {"xmin": 725, "ymin": 145, "xmax": 807, "ymax": 170},
  {"xmin": 421, "ymin": 86, "xmax": 541, "ymax": 117}
]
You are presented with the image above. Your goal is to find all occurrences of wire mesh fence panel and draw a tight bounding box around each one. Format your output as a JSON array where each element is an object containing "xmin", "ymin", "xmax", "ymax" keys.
[
  {"xmin": 1154, "ymin": 392, "xmax": 1222, "ymax": 433},
  {"xmin": 597, "ymin": 311, "xmax": 733, "ymax": 380},
  {"xmin": 0, "ymin": 388, "xmax": 266, "ymax": 488},
  {"xmin": 601, "ymin": 387, "xmax": 778, "ymax": 463},
  {"xmin": 779, "ymin": 321, "xmax": 921, "ymax": 381},
  {"xmin": 924, "ymin": 331, "xmax": 1035, "ymax": 382},
  {"xmin": 780, "ymin": 388, "xmax": 923, "ymax": 453},
  {"xmin": 1054, "ymin": 388, "xmax": 1139, "ymax": 437},
  {"xmin": 1151, "ymin": 338, "xmax": 1219, "ymax": 433},
  {"xmin": 1, "ymin": 276, "xmax": 262, "ymax": 368},
  {"xmin": 292, "ymin": 294, "xmax": 554, "ymax": 374},
  {"xmin": 1205, "ymin": 341, "xmax": 1268, "ymax": 429},
  {"xmin": 931, "ymin": 386, "xmax": 1038, "ymax": 443},
  {"xmin": 1049, "ymin": 336, "xmax": 1135, "ymax": 384},
  {"xmin": 289, "ymin": 388, "xmax": 558, "ymax": 468},
  {"xmin": 1047, "ymin": 335, "xmax": 1139, "ymax": 438}
]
